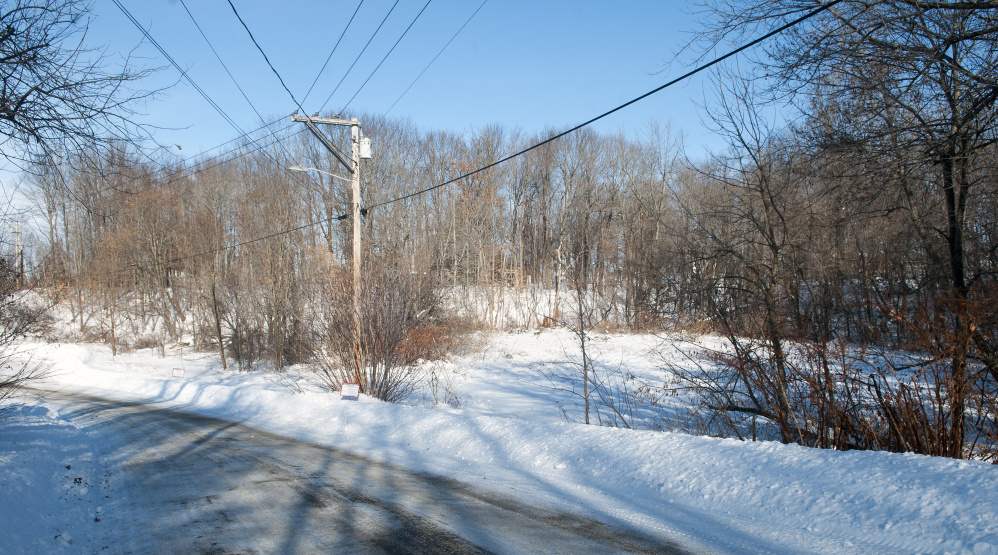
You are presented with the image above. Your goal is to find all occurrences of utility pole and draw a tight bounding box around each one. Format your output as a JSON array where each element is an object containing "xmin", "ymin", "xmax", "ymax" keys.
[
  {"xmin": 291, "ymin": 114, "xmax": 371, "ymax": 387},
  {"xmin": 12, "ymin": 220, "xmax": 23, "ymax": 288}
]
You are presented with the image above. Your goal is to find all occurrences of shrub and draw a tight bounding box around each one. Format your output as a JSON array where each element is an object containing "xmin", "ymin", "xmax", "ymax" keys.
[{"xmin": 315, "ymin": 258, "xmax": 446, "ymax": 402}]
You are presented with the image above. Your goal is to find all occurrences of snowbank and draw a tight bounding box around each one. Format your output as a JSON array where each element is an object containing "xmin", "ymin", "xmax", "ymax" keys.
[{"xmin": 6, "ymin": 334, "xmax": 998, "ymax": 554}]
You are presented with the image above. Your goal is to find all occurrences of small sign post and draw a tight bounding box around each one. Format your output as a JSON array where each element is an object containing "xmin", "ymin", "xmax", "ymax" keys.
[{"xmin": 340, "ymin": 382, "xmax": 360, "ymax": 400}]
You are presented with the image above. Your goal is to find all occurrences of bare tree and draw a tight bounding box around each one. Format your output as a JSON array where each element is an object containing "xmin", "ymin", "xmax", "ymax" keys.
[
  {"xmin": 680, "ymin": 0, "xmax": 998, "ymax": 456},
  {"xmin": 1, "ymin": 0, "xmax": 158, "ymax": 166}
]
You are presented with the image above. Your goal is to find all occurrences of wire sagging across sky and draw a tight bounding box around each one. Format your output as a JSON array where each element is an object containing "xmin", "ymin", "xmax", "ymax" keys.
[
  {"xmin": 339, "ymin": 0, "xmax": 433, "ymax": 114},
  {"xmin": 302, "ymin": 0, "xmax": 366, "ymax": 106},
  {"xmin": 384, "ymin": 0, "xmax": 488, "ymax": 116},
  {"xmin": 364, "ymin": 0, "xmax": 845, "ymax": 212},
  {"xmin": 112, "ymin": 0, "xmax": 245, "ymax": 137},
  {"xmin": 317, "ymin": 0, "xmax": 401, "ymax": 114}
]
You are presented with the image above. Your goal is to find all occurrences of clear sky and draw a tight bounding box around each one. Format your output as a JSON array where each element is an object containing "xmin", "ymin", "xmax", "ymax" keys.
[{"xmin": 80, "ymin": 0, "xmax": 721, "ymax": 160}]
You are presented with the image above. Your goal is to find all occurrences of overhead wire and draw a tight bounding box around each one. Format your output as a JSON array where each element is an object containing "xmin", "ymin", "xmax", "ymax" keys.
[
  {"xmin": 49, "ymin": 0, "xmax": 316, "ymax": 214},
  {"xmin": 33, "ymin": 2, "xmax": 310, "ymax": 280},
  {"xmin": 94, "ymin": 1, "xmax": 264, "ymax": 199},
  {"xmin": 165, "ymin": 125, "xmax": 306, "ymax": 188},
  {"xmin": 302, "ymin": 0, "xmax": 366, "ymax": 105},
  {"xmin": 225, "ymin": 0, "xmax": 357, "ymax": 194},
  {"xmin": 126, "ymin": 115, "xmax": 293, "ymax": 176},
  {"xmin": 364, "ymin": 0, "xmax": 845, "ymax": 212},
  {"xmin": 111, "ymin": 0, "xmax": 246, "ymax": 136},
  {"xmin": 179, "ymin": 0, "xmax": 266, "ymax": 125},
  {"xmin": 42, "ymin": 122, "xmax": 303, "ymax": 225},
  {"xmin": 317, "ymin": 0, "xmax": 401, "ymax": 114},
  {"xmin": 339, "ymin": 0, "xmax": 433, "ymax": 114},
  {"xmin": 73, "ymin": 0, "xmax": 262, "ymax": 184},
  {"xmin": 40, "ymin": 117, "xmax": 304, "ymax": 209},
  {"xmin": 54, "ymin": 0, "xmax": 330, "ymax": 279},
  {"xmin": 181, "ymin": 0, "xmax": 325, "ymax": 193},
  {"xmin": 181, "ymin": 117, "xmax": 294, "ymax": 168},
  {"xmin": 121, "ymin": 119, "xmax": 298, "ymax": 198},
  {"xmin": 226, "ymin": 0, "xmax": 305, "ymax": 113},
  {"xmin": 109, "ymin": 1, "xmax": 308, "ymax": 197},
  {"xmin": 384, "ymin": 0, "xmax": 487, "ymax": 116},
  {"xmin": 58, "ymin": 4, "xmax": 264, "ymax": 185},
  {"xmin": 112, "ymin": 1, "xmax": 322, "ymax": 208},
  {"xmin": 111, "ymin": 1, "xmax": 325, "ymax": 178}
]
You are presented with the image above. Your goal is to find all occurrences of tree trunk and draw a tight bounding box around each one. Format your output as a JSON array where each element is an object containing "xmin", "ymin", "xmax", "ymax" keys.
[{"xmin": 212, "ymin": 282, "xmax": 227, "ymax": 370}]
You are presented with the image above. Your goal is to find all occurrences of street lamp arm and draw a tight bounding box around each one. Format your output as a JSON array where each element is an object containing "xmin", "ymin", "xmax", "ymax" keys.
[{"xmin": 288, "ymin": 165, "xmax": 351, "ymax": 182}]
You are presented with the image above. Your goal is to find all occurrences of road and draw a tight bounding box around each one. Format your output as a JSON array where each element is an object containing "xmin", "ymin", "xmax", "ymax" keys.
[{"xmin": 45, "ymin": 390, "xmax": 690, "ymax": 554}]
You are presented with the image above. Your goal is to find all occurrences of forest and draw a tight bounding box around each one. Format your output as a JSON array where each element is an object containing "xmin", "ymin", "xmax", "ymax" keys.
[{"xmin": 5, "ymin": 0, "xmax": 998, "ymax": 461}]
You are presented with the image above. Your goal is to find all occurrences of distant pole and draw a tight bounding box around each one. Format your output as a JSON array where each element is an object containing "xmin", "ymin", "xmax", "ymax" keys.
[{"xmin": 12, "ymin": 220, "xmax": 23, "ymax": 287}]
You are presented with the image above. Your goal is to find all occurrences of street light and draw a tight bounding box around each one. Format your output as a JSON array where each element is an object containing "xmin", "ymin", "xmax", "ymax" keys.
[{"xmin": 287, "ymin": 164, "xmax": 352, "ymax": 182}]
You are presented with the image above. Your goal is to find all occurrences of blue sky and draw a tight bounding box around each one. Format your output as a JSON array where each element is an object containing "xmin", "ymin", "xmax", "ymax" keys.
[{"xmin": 85, "ymin": 0, "xmax": 721, "ymax": 159}]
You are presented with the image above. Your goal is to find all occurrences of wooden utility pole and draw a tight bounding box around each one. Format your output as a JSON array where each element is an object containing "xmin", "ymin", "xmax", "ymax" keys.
[
  {"xmin": 348, "ymin": 121, "xmax": 362, "ymax": 385},
  {"xmin": 12, "ymin": 220, "xmax": 23, "ymax": 288},
  {"xmin": 290, "ymin": 114, "xmax": 370, "ymax": 387}
]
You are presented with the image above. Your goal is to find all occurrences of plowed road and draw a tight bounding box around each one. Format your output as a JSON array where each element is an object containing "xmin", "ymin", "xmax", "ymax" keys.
[{"xmin": 43, "ymin": 390, "xmax": 689, "ymax": 554}]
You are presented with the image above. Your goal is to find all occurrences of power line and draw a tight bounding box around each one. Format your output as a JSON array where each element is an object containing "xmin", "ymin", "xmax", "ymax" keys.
[
  {"xmin": 224, "ymin": 0, "xmax": 349, "ymax": 189},
  {"xmin": 183, "ymin": 0, "xmax": 325, "ymax": 195},
  {"xmin": 36, "ymin": 116, "xmax": 299, "ymax": 222},
  {"xmin": 226, "ymin": 0, "xmax": 304, "ymax": 112},
  {"xmin": 38, "ymin": 3, "xmax": 313, "ymax": 270},
  {"xmin": 69, "ymin": 2, "xmax": 296, "ymax": 186},
  {"xmin": 339, "ymin": 0, "xmax": 433, "ymax": 114},
  {"xmin": 174, "ymin": 125, "xmax": 305, "ymax": 183},
  {"xmin": 131, "ymin": 115, "xmax": 291, "ymax": 174},
  {"xmin": 364, "ymin": 0, "xmax": 845, "ymax": 212},
  {"xmin": 46, "ymin": 122, "xmax": 303, "ymax": 219},
  {"xmin": 179, "ymin": 0, "xmax": 266, "ymax": 125},
  {"xmin": 80, "ymin": 119, "xmax": 298, "ymax": 202},
  {"xmin": 63, "ymin": 2, "xmax": 326, "ymax": 280},
  {"xmin": 112, "ymin": 0, "xmax": 246, "ymax": 136},
  {"xmin": 302, "ymin": 0, "xmax": 366, "ymax": 105},
  {"xmin": 130, "ymin": 119, "xmax": 297, "ymax": 197},
  {"xmin": 83, "ymin": 0, "xmax": 842, "ymax": 280},
  {"xmin": 318, "ymin": 0, "xmax": 401, "ymax": 114},
  {"xmin": 384, "ymin": 0, "xmax": 487, "ymax": 116},
  {"xmin": 113, "ymin": 0, "xmax": 319, "ymax": 200},
  {"xmin": 182, "ymin": 116, "xmax": 292, "ymax": 167},
  {"xmin": 115, "ymin": 0, "xmax": 320, "ymax": 204},
  {"xmin": 115, "ymin": 1, "xmax": 314, "ymax": 181}
]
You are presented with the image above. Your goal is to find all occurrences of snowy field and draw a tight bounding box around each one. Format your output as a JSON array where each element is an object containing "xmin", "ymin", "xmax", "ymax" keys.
[{"xmin": 2, "ymin": 329, "xmax": 997, "ymax": 553}]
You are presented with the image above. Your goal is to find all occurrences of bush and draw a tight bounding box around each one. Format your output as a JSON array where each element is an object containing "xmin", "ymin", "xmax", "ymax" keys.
[
  {"xmin": 0, "ymin": 258, "xmax": 48, "ymax": 413},
  {"xmin": 315, "ymin": 259, "xmax": 447, "ymax": 402},
  {"xmin": 665, "ymin": 335, "xmax": 998, "ymax": 461}
]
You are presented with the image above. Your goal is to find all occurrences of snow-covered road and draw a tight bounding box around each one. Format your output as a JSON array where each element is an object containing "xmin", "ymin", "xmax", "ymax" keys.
[{"xmin": 32, "ymin": 389, "xmax": 688, "ymax": 554}]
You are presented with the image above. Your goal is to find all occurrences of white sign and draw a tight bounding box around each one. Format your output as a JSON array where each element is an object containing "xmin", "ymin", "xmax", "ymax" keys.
[
  {"xmin": 172, "ymin": 368, "xmax": 185, "ymax": 378},
  {"xmin": 340, "ymin": 383, "xmax": 360, "ymax": 399}
]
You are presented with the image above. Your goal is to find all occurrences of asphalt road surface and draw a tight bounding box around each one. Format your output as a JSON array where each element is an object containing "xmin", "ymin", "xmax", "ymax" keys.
[{"xmin": 44, "ymin": 390, "xmax": 690, "ymax": 554}]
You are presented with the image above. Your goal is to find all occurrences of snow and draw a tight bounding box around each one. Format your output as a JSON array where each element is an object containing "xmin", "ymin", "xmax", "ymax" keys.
[
  {"xmin": 0, "ymin": 403, "xmax": 105, "ymax": 553},
  {"xmin": 3, "ymin": 330, "xmax": 997, "ymax": 553}
]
